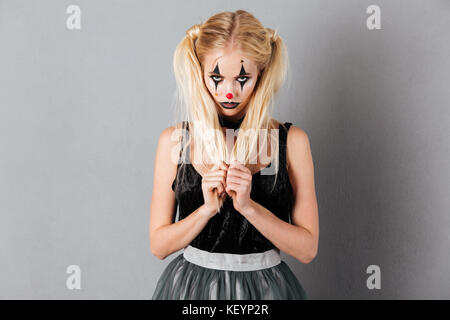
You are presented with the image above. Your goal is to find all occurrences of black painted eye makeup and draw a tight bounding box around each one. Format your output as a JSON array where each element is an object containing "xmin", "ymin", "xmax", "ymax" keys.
[
  {"xmin": 210, "ymin": 63, "xmax": 221, "ymax": 91},
  {"xmin": 238, "ymin": 64, "xmax": 248, "ymax": 91},
  {"xmin": 237, "ymin": 76, "xmax": 249, "ymax": 84},
  {"xmin": 209, "ymin": 75, "xmax": 250, "ymax": 82},
  {"xmin": 208, "ymin": 62, "xmax": 252, "ymax": 92}
]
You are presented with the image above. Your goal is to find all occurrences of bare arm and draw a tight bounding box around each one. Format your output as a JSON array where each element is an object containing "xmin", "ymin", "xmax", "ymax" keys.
[{"xmin": 149, "ymin": 125, "xmax": 215, "ymax": 260}]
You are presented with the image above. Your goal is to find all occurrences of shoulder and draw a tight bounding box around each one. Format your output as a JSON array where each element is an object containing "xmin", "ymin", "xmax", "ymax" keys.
[
  {"xmin": 272, "ymin": 119, "xmax": 308, "ymax": 142},
  {"xmin": 158, "ymin": 122, "xmax": 186, "ymax": 145},
  {"xmin": 284, "ymin": 124, "xmax": 312, "ymax": 170},
  {"xmin": 286, "ymin": 124, "xmax": 310, "ymax": 147},
  {"xmin": 156, "ymin": 122, "xmax": 187, "ymax": 158}
]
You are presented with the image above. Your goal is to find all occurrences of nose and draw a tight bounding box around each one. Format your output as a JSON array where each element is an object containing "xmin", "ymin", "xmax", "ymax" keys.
[{"xmin": 226, "ymin": 93, "xmax": 233, "ymax": 100}]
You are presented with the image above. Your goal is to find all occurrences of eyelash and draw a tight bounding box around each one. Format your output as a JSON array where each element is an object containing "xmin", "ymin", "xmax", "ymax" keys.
[{"xmin": 211, "ymin": 76, "xmax": 249, "ymax": 83}]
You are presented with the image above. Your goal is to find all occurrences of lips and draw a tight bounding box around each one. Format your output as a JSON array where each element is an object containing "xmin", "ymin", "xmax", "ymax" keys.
[{"xmin": 220, "ymin": 102, "xmax": 240, "ymax": 109}]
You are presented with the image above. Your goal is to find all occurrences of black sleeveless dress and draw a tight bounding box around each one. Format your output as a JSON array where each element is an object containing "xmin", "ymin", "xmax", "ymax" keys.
[{"xmin": 152, "ymin": 121, "xmax": 307, "ymax": 300}]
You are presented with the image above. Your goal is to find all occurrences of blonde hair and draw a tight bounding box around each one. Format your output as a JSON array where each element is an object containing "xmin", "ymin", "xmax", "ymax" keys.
[{"xmin": 171, "ymin": 10, "xmax": 289, "ymax": 203}]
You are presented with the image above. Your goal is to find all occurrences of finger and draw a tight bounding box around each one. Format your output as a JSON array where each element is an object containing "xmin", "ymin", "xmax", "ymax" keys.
[
  {"xmin": 227, "ymin": 167, "xmax": 250, "ymax": 177},
  {"xmin": 226, "ymin": 181, "xmax": 242, "ymax": 193},
  {"xmin": 204, "ymin": 179, "xmax": 221, "ymax": 190},
  {"xmin": 227, "ymin": 168, "xmax": 251, "ymax": 181},
  {"xmin": 229, "ymin": 160, "xmax": 251, "ymax": 174},
  {"xmin": 216, "ymin": 183, "xmax": 225, "ymax": 195},
  {"xmin": 225, "ymin": 187, "xmax": 235, "ymax": 198},
  {"xmin": 225, "ymin": 187, "xmax": 236, "ymax": 198},
  {"xmin": 203, "ymin": 175, "xmax": 226, "ymax": 187},
  {"xmin": 230, "ymin": 159, "xmax": 243, "ymax": 168},
  {"xmin": 211, "ymin": 161, "xmax": 227, "ymax": 172},
  {"xmin": 205, "ymin": 180, "xmax": 225, "ymax": 194},
  {"xmin": 205, "ymin": 170, "xmax": 227, "ymax": 179},
  {"xmin": 218, "ymin": 161, "xmax": 229, "ymax": 171},
  {"xmin": 210, "ymin": 162, "xmax": 220, "ymax": 171},
  {"xmin": 226, "ymin": 175, "xmax": 249, "ymax": 185},
  {"xmin": 225, "ymin": 182, "xmax": 235, "ymax": 193}
]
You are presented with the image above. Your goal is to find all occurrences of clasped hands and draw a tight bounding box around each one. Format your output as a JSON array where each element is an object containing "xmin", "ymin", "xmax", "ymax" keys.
[{"xmin": 201, "ymin": 160, "xmax": 253, "ymax": 215}]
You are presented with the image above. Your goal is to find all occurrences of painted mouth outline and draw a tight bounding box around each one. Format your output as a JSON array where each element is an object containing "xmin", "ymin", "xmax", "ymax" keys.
[{"xmin": 220, "ymin": 102, "xmax": 240, "ymax": 109}]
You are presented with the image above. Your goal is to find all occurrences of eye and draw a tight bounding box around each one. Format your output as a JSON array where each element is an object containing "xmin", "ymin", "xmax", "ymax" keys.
[
  {"xmin": 211, "ymin": 75, "xmax": 222, "ymax": 82},
  {"xmin": 237, "ymin": 76, "xmax": 249, "ymax": 83}
]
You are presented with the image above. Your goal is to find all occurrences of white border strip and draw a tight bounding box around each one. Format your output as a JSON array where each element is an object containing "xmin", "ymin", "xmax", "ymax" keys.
[{"xmin": 183, "ymin": 245, "xmax": 281, "ymax": 271}]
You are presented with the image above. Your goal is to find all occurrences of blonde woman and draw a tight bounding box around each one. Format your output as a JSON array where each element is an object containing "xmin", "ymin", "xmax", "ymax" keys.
[{"xmin": 150, "ymin": 10, "xmax": 318, "ymax": 300}]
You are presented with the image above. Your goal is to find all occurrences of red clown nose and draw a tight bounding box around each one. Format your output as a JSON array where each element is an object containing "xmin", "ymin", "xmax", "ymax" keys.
[{"xmin": 226, "ymin": 93, "xmax": 233, "ymax": 99}]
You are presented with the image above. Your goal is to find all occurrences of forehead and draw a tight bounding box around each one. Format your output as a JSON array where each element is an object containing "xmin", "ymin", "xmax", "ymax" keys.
[{"xmin": 203, "ymin": 49, "xmax": 257, "ymax": 73}]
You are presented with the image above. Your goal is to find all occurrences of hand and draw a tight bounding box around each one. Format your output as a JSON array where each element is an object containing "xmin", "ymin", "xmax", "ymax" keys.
[
  {"xmin": 225, "ymin": 160, "xmax": 253, "ymax": 213},
  {"xmin": 201, "ymin": 161, "xmax": 229, "ymax": 217}
]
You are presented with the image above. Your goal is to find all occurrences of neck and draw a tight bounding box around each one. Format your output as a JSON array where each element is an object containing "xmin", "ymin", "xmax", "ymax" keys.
[{"xmin": 218, "ymin": 113, "xmax": 245, "ymax": 129}]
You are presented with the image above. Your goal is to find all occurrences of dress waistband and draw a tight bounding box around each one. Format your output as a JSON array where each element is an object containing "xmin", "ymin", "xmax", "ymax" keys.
[{"xmin": 183, "ymin": 245, "xmax": 281, "ymax": 271}]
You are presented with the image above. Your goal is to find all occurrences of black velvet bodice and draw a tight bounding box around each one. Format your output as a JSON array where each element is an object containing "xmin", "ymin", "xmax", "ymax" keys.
[{"xmin": 171, "ymin": 121, "xmax": 294, "ymax": 254}]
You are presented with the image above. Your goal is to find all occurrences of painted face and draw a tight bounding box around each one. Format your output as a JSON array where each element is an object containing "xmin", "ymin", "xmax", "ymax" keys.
[{"xmin": 203, "ymin": 48, "xmax": 259, "ymax": 120}]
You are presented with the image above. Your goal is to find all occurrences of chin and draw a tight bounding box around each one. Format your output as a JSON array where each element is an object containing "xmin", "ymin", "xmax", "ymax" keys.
[{"xmin": 220, "ymin": 109, "xmax": 241, "ymax": 117}]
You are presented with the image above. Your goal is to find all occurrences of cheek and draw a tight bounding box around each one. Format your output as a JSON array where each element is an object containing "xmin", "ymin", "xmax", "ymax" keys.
[
  {"xmin": 205, "ymin": 78, "xmax": 216, "ymax": 94},
  {"xmin": 241, "ymin": 79, "xmax": 257, "ymax": 97},
  {"xmin": 205, "ymin": 77, "xmax": 212, "ymax": 89}
]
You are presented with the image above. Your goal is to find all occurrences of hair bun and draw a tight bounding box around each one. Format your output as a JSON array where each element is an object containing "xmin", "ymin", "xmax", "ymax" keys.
[{"xmin": 186, "ymin": 24, "xmax": 201, "ymax": 41}]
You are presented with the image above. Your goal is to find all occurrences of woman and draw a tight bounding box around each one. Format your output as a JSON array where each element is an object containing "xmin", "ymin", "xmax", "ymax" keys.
[{"xmin": 150, "ymin": 10, "xmax": 319, "ymax": 299}]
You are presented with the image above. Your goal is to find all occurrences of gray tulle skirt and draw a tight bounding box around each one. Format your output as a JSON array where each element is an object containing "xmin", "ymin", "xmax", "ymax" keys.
[{"xmin": 151, "ymin": 251, "xmax": 308, "ymax": 300}]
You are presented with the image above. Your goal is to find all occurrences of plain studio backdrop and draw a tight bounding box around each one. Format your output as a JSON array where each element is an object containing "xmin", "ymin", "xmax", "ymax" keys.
[{"xmin": 0, "ymin": 0, "xmax": 449, "ymax": 299}]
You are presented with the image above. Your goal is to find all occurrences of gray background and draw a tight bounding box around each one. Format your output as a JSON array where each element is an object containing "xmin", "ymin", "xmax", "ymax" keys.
[{"xmin": 0, "ymin": 0, "xmax": 449, "ymax": 299}]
